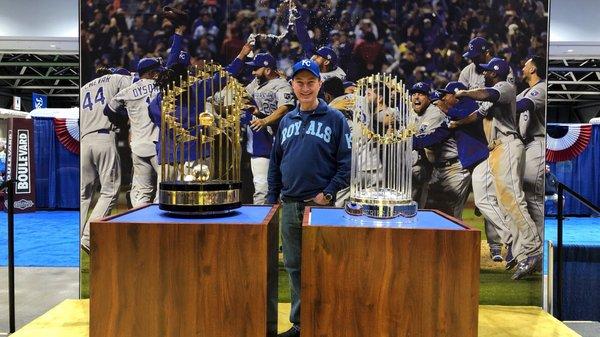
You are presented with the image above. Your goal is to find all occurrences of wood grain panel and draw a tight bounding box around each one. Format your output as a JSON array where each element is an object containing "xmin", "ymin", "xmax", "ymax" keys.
[
  {"xmin": 302, "ymin": 220, "xmax": 480, "ymax": 337},
  {"xmin": 90, "ymin": 205, "xmax": 278, "ymax": 337}
]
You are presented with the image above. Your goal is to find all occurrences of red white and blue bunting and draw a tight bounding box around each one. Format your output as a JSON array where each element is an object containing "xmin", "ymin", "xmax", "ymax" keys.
[
  {"xmin": 54, "ymin": 118, "xmax": 80, "ymax": 154},
  {"xmin": 546, "ymin": 123, "xmax": 592, "ymax": 163}
]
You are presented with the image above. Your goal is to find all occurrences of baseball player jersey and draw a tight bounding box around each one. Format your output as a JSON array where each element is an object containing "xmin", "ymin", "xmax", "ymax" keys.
[
  {"xmin": 80, "ymin": 74, "xmax": 133, "ymax": 138},
  {"xmin": 321, "ymin": 67, "xmax": 347, "ymax": 82},
  {"xmin": 245, "ymin": 77, "xmax": 295, "ymax": 157},
  {"xmin": 517, "ymin": 80, "xmax": 546, "ymax": 142},
  {"xmin": 413, "ymin": 104, "xmax": 459, "ymax": 164},
  {"xmin": 108, "ymin": 78, "xmax": 160, "ymax": 157},
  {"xmin": 478, "ymin": 81, "xmax": 519, "ymax": 142},
  {"xmin": 459, "ymin": 63, "xmax": 515, "ymax": 89}
]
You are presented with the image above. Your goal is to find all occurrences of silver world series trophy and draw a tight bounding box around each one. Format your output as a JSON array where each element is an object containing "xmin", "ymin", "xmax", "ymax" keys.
[
  {"xmin": 345, "ymin": 74, "xmax": 418, "ymax": 219},
  {"xmin": 159, "ymin": 62, "xmax": 246, "ymax": 215}
]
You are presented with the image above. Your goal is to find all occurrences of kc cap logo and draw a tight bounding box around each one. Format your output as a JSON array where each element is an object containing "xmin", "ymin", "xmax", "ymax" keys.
[
  {"xmin": 494, "ymin": 65, "xmax": 499, "ymax": 70},
  {"xmin": 301, "ymin": 59, "xmax": 312, "ymax": 67}
]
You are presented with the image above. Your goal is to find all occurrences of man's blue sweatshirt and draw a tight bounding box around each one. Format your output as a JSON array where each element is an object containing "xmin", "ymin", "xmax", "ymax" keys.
[{"xmin": 267, "ymin": 99, "xmax": 351, "ymax": 203}]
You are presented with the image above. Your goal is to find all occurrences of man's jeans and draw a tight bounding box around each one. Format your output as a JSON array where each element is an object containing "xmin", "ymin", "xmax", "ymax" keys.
[{"xmin": 280, "ymin": 199, "xmax": 316, "ymax": 327}]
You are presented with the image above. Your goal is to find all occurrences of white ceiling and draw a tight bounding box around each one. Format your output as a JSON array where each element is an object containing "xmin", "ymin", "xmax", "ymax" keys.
[
  {"xmin": 0, "ymin": 0, "xmax": 78, "ymax": 54},
  {"xmin": 550, "ymin": 0, "xmax": 600, "ymax": 58}
]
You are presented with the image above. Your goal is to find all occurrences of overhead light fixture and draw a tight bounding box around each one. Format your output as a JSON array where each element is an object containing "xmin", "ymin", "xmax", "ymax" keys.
[
  {"xmin": 50, "ymin": 44, "xmax": 56, "ymax": 48},
  {"xmin": 567, "ymin": 49, "xmax": 574, "ymax": 53}
]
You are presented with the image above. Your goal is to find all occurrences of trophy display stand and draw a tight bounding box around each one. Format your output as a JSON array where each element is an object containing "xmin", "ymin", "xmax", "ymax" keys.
[
  {"xmin": 89, "ymin": 204, "xmax": 279, "ymax": 337},
  {"xmin": 301, "ymin": 207, "xmax": 480, "ymax": 337}
]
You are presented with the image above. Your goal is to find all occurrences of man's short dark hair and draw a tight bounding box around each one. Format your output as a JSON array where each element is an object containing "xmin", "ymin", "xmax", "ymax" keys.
[
  {"xmin": 530, "ymin": 55, "xmax": 546, "ymax": 79},
  {"xmin": 322, "ymin": 77, "xmax": 345, "ymax": 98}
]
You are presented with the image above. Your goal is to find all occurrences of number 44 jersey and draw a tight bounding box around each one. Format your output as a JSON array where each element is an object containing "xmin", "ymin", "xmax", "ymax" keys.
[{"xmin": 80, "ymin": 74, "xmax": 134, "ymax": 138}]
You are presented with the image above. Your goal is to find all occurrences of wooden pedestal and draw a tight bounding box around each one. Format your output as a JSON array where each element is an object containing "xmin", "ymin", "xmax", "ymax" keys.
[
  {"xmin": 90, "ymin": 204, "xmax": 279, "ymax": 337},
  {"xmin": 302, "ymin": 208, "xmax": 480, "ymax": 337}
]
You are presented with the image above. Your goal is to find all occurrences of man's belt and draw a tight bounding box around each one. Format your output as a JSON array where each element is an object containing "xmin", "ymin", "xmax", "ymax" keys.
[{"xmin": 433, "ymin": 157, "xmax": 459, "ymax": 168}]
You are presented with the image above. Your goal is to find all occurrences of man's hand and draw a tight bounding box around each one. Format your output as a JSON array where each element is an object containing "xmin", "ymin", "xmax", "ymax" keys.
[
  {"xmin": 448, "ymin": 121, "xmax": 459, "ymax": 129},
  {"xmin": 313, "ymin": 192, "xmax": 330, "ymax": 205},
  {"xmin": 250, "ymin": 118, "xmax": 268, "ymax": 131},
  {"xmin": 238, "ymin": 43, "xmax": 253, "ymax": 59}
]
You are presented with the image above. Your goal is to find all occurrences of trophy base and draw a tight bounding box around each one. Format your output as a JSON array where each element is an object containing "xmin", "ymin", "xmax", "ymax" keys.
[
  {"xmin": 159, "ymin": 181, "xmax": 241, "ymax": 215},
  {"xmin": 345, "ymin": 200, "xmax": 418, "ymax": 219}
]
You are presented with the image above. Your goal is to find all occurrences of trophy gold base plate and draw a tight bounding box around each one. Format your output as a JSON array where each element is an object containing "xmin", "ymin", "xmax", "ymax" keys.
[
  {"xmin": 159, "ymin": 181, "xmax": 241, "ymax": 215},
  {"xmin": 345, "ymin": 200, "xmax": 418, "ymax": 219}
]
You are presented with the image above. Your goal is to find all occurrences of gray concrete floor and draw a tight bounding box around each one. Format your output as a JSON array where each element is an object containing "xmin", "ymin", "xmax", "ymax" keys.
[
  {"xmin": 564, "ymin": 321, "xmax": 600, "ymax": 337},
  {"xmin": 0, "ymin": 267, "xmax": 79, "ymax": 333}
]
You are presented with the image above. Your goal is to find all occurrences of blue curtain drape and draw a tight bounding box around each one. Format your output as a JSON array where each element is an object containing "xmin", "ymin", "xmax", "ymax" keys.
[
  {"xmin": 33, "ymin": 118, "xmax": 79, "ymax": 209},
  {"xmin": 549, "ymin": 124, "xmax": 600, "ymax": 216}
]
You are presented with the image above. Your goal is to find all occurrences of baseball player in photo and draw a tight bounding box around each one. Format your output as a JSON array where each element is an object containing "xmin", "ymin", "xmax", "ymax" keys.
[
  {"xmin": 80, "ymin": 68, "xmax": 134, "ymax": 253},
  {"xmin": 453, "ymin": 57, "xmax": 542, "ymax": 280},
  {"xmin": 410, "ymin": 82, "xmax": 471, "ymax": 219},
  {"xmin": 293, "ymin": 3, "xmax": 346, "ymax": 82},
  {"xmin": 244, "ymin": 52, "xmax": 295, "ymax": 204},
  {"xmin": 517, "ymin": 56, "xmax": 547, "ymax": 241},
  {"xmin": 460, "ymin": 36, "xmax": 513, "ymax": 262},
  {"xmin": 105, "ymin": 57, "xmax": 164, "ymax": 207}
]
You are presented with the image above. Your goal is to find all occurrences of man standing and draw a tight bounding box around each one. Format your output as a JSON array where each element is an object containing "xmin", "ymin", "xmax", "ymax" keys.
[
  {"xmin": 459, "ymin": 36, "xmax": 513, "ymax": 262},
  {"xmin": 245, "ymin": 52, "xmax": 295, "ymax": 204},
  {"xmin": 106, "ymin": 58, "xmax": 164, "ymax": 207},
  {"xmin": 268, "ymin": 59, "xmax": 351, "ymax": 337},
  {"xmin": 517, "ymin": 55, "xmax": 547, "ymax": 241},
  {"xmin": 80, "ymin": 68, "xmax": 133, "ymax": 253},
  {"xmin": 454, "ymin": 57, "xmax": 542, "ymax": 279}
]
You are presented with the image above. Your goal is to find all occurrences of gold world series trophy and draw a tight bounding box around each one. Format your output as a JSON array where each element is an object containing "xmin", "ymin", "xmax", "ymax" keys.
[
  {"xmin": 345, "ymin": 74, "xmax": 418, "ymax": 219},
  {"xmin": 159, "ymin": 62, "xmax": 246, "ymax": 215}
]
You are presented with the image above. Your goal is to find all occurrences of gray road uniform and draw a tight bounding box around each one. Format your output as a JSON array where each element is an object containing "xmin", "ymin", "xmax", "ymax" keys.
[
  {"xmin": 517, "ymin": 80, "xmax": 547, "ymax": 240},
  {"xmin": 80, "ymin": 74, "xmax": 133, "ymax": 250},
  {"xmin": 477, "ymin": 81, "xmax": 542, "ymax": 263},
  {"xmin": 245, "ymin": 77, "xmax": 295, "ymax": 204},
  {"xmin": 321, "ymin": 66, "xmax": 346, "ymax": 82},
  {"xmin": 459, "ymin": 63, "xmax": 515, "ymax": 90},
  {"xmin": 460, "ymin": 63, "xmax": 513, "ymax": 251},
  {"xmin": 107, "ymin": 78, "xmax": 160, "ymax": 207},
  {"xmin": 412, "ymin": 104, "xmax": 471, "ymax": 219}
]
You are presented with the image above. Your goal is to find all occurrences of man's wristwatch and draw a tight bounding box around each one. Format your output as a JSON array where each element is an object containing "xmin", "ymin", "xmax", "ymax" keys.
[{"xmin": 323, "ymin": 193, "xmax": 333, "ymax": 203}]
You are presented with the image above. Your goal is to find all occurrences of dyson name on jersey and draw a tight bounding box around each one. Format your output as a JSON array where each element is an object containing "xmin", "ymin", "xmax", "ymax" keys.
[{"xmin": 132, "ymin": 83, "xmax": 158, "ymax": 98}]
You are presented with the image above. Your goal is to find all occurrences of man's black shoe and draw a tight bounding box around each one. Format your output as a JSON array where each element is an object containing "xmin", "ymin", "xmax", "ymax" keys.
[
  {"xmin": 512, "ymin": 254, "xmax": 542, "ymax": 280},
  {"xmin": 490, "ymin": 247, "xmax": 503, "ymax": 262},
  {"xmin": 505, "ymin": 245, "xmax": 516, "ymax": 270},
  {"xmin": 277, "ymin": 326, "xmax": 300, "ymax": 337}
]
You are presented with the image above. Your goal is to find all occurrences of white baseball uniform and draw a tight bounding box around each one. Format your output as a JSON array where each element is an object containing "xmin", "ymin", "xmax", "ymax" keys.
[
  {"xmin": 80, "ymin": 73, "xmax": 133, "ymax": 250},
  {"xmin": 108, "ymin": 78, "xmax": 160, "ymax": 207},
  {"xmin": 246, "ymin": 77, "xmax": 294, "ymax": 204}
]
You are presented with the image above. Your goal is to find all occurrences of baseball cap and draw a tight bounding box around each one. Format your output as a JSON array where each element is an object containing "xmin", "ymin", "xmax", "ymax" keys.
[
  {"xmin": 409, "ymin": 82, "xmax": 430, "ymax": 95},
  {"xmin": 438, "ymin": 81, "xmax": 468, "ymax": 96},
  {"xmin": 315, "ymin": 46, "xmax": 338, "ymax": 67},
  {"xmin": 109, "ymin": 67, "xmax": 130, "ymax": 76},
  {"xmin": 343, "ymin": 81, "xmax": 356, "ymax": 89},
  {"xmin": 429, "ymin": 90, "xmax": 443, "ymax": 102},
  {"xmin": 292, "ymin": 59, "xmax": 321, "ymax": 79},
  {"xmin": 478, "ymin": 57, "xmax": 510, "ymax": 78},
  {"xmin": 137, "ymin": 57, "xmax": 165, "ymax": 75},
  {"xmin": 463, "ymin": 37, "xmax": 489, "ymax": 59},
  {"xmin": 245, "ymin": 53, "xmax": 276, "ymax": 69}
]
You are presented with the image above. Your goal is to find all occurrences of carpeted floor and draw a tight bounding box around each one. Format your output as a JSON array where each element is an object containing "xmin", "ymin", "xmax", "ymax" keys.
[
  {"xmin": 9, "ymin": 300, "xmax": 581, "ymax": 337},
  {"xmin": 0, "ymin": 210, "xmax": 79, "ymax": 267}
]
